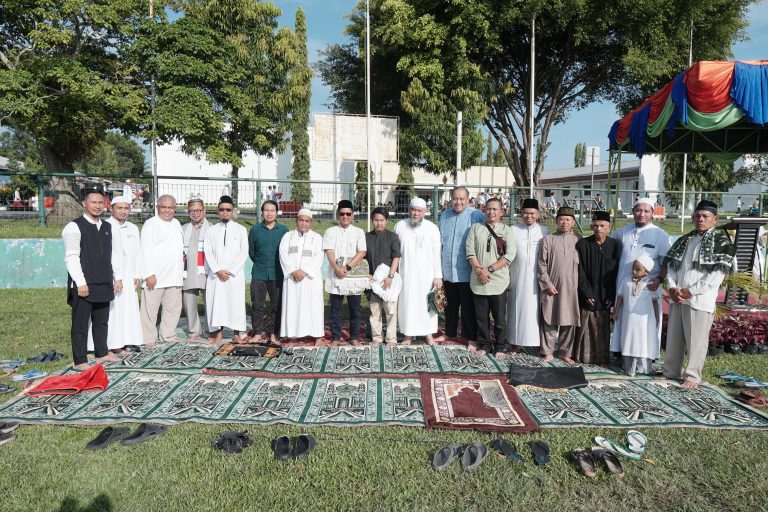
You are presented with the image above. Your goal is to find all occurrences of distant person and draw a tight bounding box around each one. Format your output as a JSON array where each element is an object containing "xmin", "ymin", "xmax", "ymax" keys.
[
  {"xmin": 13, "ymin": 187, "xmax": 22, "ymax": 207},
  {"xmin": 122, "ymin": 180, "xmax": 132, "ymax": 201},
  {"xmin": 547, "ymin": 192, "xmax": 557, "ymax": 212},
  {"xmin": 736, "ymin": 196, "xmax": 743, "ymax": 213}
]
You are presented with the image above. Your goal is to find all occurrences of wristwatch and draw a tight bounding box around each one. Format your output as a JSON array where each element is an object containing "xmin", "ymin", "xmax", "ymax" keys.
[
  {"xmin": 388, "ymin": 273, "xmax": 395, "ymax": 279},
  {"xmin": 487, "ymin": 265, "xmax": 495, "ymax": 273},
  {"xmin": 345, "ymin": 264, "xmax": 353, "ymax": 271}
]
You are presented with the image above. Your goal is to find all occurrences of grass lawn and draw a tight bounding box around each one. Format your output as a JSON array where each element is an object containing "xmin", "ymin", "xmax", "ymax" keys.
[{"xmin": 1, "ymin": 288, "xmax": 768, "ymax": 512}]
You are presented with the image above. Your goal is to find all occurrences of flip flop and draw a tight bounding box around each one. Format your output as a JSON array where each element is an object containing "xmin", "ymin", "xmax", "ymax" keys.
[
  {"xmin": 489, "ymin": 438, "xmax": 524, "ymax": 463},
  {"xmin": 460, "ymin": 442, "xmax": 488, "ymax": 470},
  {"xmin": 626, "ymin": 430, "xmax": 647, "ymax": 454},
  {"xmin": 272, "ymin": 435, "xmax": 291, "ymax": 460},
  {"xmin": 0, "ymin": 422, "xmax": 20, "ymax": 434},
  {"xmin": 593, "ymin": 436, "xmax": 641, "ymax": 460},
  {"xmin": 291, "ymin": 434, "xmax": 316, "ymax": 459},
  {"xmin": 432, "ymin": 444, "xmax": 461, "ymax": 471},
  {"xmin": 0, "ymin": 432, "xmax": 16, "ymax": 446},
  {"xmin": 592, "ymin": 448, "xmax": 625, "ymax": 477},
  {"xmin": 529, "ymin": 441, "xmax": 550, "ymax": 465},
  {"xmin": 86, "ymin": 426, "xmax": 131, "ymax": 450},
  {"xmin": 11, "ymin": 369, "xmax": 46, "ymax": 382},
  {"xmin": 570, "ymin": 449, "xmax": 597, "ymax": 478},
  {"xmin": 121, "ymin": 423, "xmax": 166, "ymax": 445},
  {"xmin": 0, "ymin": 384, "xmax": 14, "ymax": 394}
]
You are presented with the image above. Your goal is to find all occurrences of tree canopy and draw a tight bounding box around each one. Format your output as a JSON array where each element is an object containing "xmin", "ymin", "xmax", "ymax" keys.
[{"xmin": 318, "ymin": 0, "xmax": 754, "ymax": 188}]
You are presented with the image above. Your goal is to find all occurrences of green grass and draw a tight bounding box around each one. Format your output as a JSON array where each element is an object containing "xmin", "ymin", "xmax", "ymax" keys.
[{"xmin": 2, "ymin": 288, "xmax": 768, "ymax": 511}]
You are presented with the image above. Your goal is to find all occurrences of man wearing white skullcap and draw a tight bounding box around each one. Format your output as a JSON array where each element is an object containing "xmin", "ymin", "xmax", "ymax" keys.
[
  {"xmin": 609, "ymin": 196, "xmax": 671, "ymax": 361},
  {"xmin": 87, "ymin": 195, "xmax": 143, "ymax": 354},
  {"xmin": 279, "ymin": 208, "xmax": 325, "ymax": 342},
  {"xmin": 395, "ymin": 197, "xmax": 443, "ymax": 345}
]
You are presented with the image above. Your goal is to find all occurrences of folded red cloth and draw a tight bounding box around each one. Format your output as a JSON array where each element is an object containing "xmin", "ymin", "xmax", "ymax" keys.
[{"xmin": 25, "ymin": 364, "xmax": 109, "ymax": 396}]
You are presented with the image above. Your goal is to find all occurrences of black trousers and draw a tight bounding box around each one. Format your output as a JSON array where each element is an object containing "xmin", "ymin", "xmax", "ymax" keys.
[
  {"xmin": 70, "ymin": 295, "xmax": 110, "ymax": 365},
  {"xmin": 250, "ymin": 279, "xmax": 282, "ymax": 336},
  {"xmin": 473, "ymin": 293, "xmax": 508, "ymax": 352},
  {"xmin": 443, "ymin": 281, "xmax": 477, "ymax": 340},
  {"xmin": 330, "ymin": 294, "xmax": 362, "ymax": 341}
]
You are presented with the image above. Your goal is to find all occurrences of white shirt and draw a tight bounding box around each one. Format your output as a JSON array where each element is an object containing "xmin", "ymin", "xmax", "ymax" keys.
[
  {"xmin": 62, "ymin": 215, "xmax": 104, "ymax": 287},
  {"xmin": 322, "ymin": 224, "xmax": 367, "ymax": 294},
  {"xmin": 140, "ymin": 215, "xmax": 184, "ymax": 288},
  {"xmin": 666, "ymin": 230, "xmax": 730, "ymax": 313}
]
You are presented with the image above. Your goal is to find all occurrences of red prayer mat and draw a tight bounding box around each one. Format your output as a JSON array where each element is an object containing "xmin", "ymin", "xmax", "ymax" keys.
[
  {"xmin": 421, "ymin": 374, "xmax": 539, "ymax": 434},
  {"xmin": 25, "ymin": 364, "xmax": 108, "ymax": 396}
]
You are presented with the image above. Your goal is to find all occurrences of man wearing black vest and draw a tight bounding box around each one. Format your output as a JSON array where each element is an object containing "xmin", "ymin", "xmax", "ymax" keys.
[{"xmin": 62, "ymin": 186, "xmax": 120, "ymax": 370}]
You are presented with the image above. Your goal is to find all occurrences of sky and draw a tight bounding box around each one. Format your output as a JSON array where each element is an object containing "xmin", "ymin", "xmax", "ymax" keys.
[{"xmin": 275, "ymin": 0, "xmax": 768, "ymax": 171}]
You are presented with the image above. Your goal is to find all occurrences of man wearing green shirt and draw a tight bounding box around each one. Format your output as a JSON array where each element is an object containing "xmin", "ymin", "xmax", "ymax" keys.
[
  {"xmin": 466, "ymin": 198, "xmax": 517, "ymax": 357},
  {"xmin": 248, "ymin": 200, "xmax": 289, "ymax": 342}
]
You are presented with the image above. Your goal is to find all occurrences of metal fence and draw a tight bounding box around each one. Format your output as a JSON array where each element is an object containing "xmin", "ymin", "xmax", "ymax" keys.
[{"xmin": 1, "ymin": 172, "xmax": 767, "ymax": 232}]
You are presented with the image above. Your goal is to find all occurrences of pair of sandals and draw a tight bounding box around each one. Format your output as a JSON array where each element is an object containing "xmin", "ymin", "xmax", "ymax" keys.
[
  {"xmin": 0, "ymin": 359, "xmax": 25, "ymax": 370},
  {"xmin": 26, "ymin": 351, "xmax": 65, "ymax": 363},
  {"xmin": 10, "ymin": 369, "xmax": 46, "ymax": 382},
  {"xmin": 737, "ymin": 389, "xmax": 768, "ymax": 407},
  {"xmin": 272, "ymin": 434, "xmax": 316, "ymax": 460},
  {"xmin": 571, "ymin": 448, "xmax": 624, "ymax": 478},
  {"xmin": 715, "ymin": 370, "xmax": 768, "ymax": 388},
  {"xmin": 431, "ymin": 442, "xmax": 489, "ymax": 470},
  {"xmin": 593, "ymin": 430, "xmax": 647, "ymax": 461},
  {"xmin": 85, "ymin": 423, "xmax": 167, "ymax": 450}
]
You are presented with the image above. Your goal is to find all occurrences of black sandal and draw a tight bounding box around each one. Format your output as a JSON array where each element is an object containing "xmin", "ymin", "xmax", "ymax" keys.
[{"xmin": 86, "ymin": 426, "xmax": 130, "ymax": 450}]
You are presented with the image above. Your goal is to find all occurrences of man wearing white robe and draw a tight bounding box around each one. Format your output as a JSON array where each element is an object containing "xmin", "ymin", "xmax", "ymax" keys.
[
  {"xmin": 88, "ymin": 196, "xmax": 143, "ymax": 352},
  {"xmin": 396, "ymin": 198, "xmax": 443, "ymax": 345},
  {"xmin": 205, "ymin": 196, "xmax": 248, "ymax": 344},
  {"xmin": 279, "ymin": 209, "xmax": 325, "ymax": 341},
  {"xmin": 610, "ymin": 198, "xmax": 671, "ymax": 355},
  {"xmin": 140, "ymin": 194, "xmax": 185, "ymax": 347},
  {"xmin": 507, "ymin": 198, "xmax": 549, "ymax": 352}
]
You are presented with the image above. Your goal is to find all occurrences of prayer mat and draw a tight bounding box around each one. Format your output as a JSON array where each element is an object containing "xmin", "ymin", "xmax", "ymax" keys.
[
  {"xmin": 517, "ymin": 377, "xmax": 768, "ymax": 430},
  {"xmin": 0, "ymin": 371, "xmax": 424, "ymax": 427},
  {"xmin": 420, "ymin": 374, "xmax": 540, "ymax": 434}
]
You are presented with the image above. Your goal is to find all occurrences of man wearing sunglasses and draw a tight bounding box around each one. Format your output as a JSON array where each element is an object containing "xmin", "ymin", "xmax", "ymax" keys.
[
  {"xmin": 204, "ymin": 196, "xmax": 249, "ymax": 345},
  {"xmin": 323, "ymin": 199, "xmax": 367, "ymax": 346}
]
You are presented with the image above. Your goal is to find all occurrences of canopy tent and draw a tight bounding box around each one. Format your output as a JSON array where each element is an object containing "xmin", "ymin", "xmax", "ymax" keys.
[{"xmin": 608, "ymin": 60, "xmax": 768, "ymax": 163}]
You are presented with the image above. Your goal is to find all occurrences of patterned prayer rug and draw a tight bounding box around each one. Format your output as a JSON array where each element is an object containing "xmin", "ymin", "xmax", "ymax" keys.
[
  {"xmin": 517, "ymin": 377, "xmax": 768, "ymax": 430},
  {"xmin": 0, "ymin": 370, "xmax": 424, "ymax": 427},
  {"xmin": 420, "ymin": 374, "xmax": 540, "ymax": 434}
]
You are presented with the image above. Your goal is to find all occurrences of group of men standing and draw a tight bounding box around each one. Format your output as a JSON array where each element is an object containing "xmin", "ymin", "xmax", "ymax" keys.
[{"xmin": 66, "ymin": 185, "xmax": 735, "ymax": 390}]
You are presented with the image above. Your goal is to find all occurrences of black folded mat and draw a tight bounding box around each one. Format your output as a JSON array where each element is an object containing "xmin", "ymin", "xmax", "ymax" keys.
[{"xmin": 508, "ymin": 364, "xmax": 588, "ymax": 389}]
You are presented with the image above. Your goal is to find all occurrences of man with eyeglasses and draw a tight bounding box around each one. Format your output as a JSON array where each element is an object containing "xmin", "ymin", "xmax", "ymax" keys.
[
  {"xmin": 140, "ymin": 194, "xmax": 185, "ymax": 348},
  {"xmin": 248, "ymin": 200, "xmax": 289, "ymax": 343},
  {"xmin": 610, "ymin": 198, "xmax": 671, "ymax": 360},
  {"xmin": 205, "ymin": 196, "xmax": 249, "ymax": 345},
  {"xmin": 465, "ymin": 198, "xmax": 516, "ymax": 357},
  {"xmin": 181, "ymin": 199, "xmax": 210, "ymax": 341},
  {"xmin": 323, "ymin": 199, "xmax": 367, "ymax": 346},
  {"xmin": 507, "ymin": 198, "xmax": 549, "ymax": 354}
]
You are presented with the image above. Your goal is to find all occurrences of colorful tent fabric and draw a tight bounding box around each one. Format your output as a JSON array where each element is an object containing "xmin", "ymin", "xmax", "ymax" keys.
[{"xmin": 609, "ymin": 60, "xmax": 768, "ymax": 161}]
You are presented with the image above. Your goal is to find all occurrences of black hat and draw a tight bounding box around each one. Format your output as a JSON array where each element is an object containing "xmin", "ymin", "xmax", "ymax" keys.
[
  {"xmin": 694, "ymin": 200, "xmax": 718, "ymax": 215},
  {"xmin": 556, "ymin": 207, "xmax": 576, "ymax": 218},
  {"xmin": 592, "ymin": 211, "xmax": 611, "ymax": 223},
  {"xmin": 82, "ymin": 184, "xmax": 105, "ymax": 197},
  {"xmin": 218, "ymin": 195, "xmax": 234, "ymax": 206},
  {"xmin": 337, "ymin": 199, "xmax": 354, "ymax": 211},
  {"xmin": 521, "ymin": 198, "xmax": 539, "ymax": 209}
]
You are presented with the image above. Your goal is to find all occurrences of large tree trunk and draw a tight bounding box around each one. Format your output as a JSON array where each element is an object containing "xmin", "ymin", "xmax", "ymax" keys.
[
  {"xmin": 230, "ymin": 164, "xmax": 239, "ymax": 206},
  {"xmin": 38, "ymin": 144, "xmax": 82, "ymax": 224}
]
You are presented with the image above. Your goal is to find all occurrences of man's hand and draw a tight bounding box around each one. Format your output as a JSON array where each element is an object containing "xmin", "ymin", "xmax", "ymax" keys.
[
  {"xmin": 114, "ymin": 280, "xmax": 123, "ymax": 293},
  {"xmin": 145, "ymin": 275, "xmax": 157, "ymax": 291},
  {"xmin": 382, "ymin": 277, "xmax": 393, "ymax": 290},
  {"xmin": 334, "ymin": 266, "xmax": 348, "ymax": 279},
  {"xmin": 545, "ymin": 287, "xmax": 558, "ymax": 296},
  {"xmin": 77, "ymin": 284, "xmax": 89, "ymax": 298},
  {"xmin": 646, "ymin": 277, "xmax": 661, "ymax": 291},
  {"xmin": 291, "ymin": 269, "xmax": 308, "ymax": 282},
  {"xmin": 611, "ymin": 309, "xmax": 619, "ymax": 321},
  {"xmin": 216, "ymin": 270, "xmax": 232, "ymax": 281},
  {"xmin": 476, "ymin": 267, "xmax": 491, "ymax": 284},
  {"xmin": 679, "ymin": 288, "xmax": 693, "ymax": 300},
  {"xmin": 432, "ymin": 278, "xmax": 443, "ymax": 290}
]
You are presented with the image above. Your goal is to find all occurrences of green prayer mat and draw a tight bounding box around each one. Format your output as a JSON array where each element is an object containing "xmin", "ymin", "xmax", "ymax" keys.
[{"xmin": 0, "ymin": 371, "xmax": 423, "ymax": 427}]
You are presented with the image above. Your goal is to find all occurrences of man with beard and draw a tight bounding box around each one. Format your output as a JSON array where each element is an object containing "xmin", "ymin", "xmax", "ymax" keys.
[{"xmin": 396, "ymin": 198, "xmax": 443, "ymax": 345}]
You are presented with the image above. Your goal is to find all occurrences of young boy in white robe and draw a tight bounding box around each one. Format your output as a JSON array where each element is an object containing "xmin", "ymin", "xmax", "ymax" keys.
[{"xmin": 612, "ymin": 254, "xmax": 659, "ymax": 376}]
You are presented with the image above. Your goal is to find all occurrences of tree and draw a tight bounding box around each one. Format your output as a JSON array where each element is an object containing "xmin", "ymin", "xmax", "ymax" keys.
[
  {"xmin": 393, "ymin": 164, "xmax": 415, "ymax": 213},
  {"xmin": 485, "ymin": 133, "xmax": 494, "ymax": 166},
  {"xmin": 662, "ymin": 154, "xmax": 739, "ymax": 207},
  {"xmin": 74, "ymin": 132, "xmax": 146, "ymax": 176},
  {"xmin": 735, "ymin": 155, "xmax": 768, "ymax": 188},
  {"xmin": 354, "ymin": 161, "xmax": 369, "ymax": 211},
  {"xmin": 140, "ymin": 1, "xmax": 303, "ymax": 205},
  {"xmin": 288, "ymin": 7, "xmax": 312, "ymax": 205},
  {"xmin": 319, "ymin": 0, "xmax": 752, "ymax": 188},
  {"xmin": 0, "ymin": 0, "xmax": 149, "ymax": 219},
  {"xmin": 574, "ymin": 142, "xmax": 586, "ymax": 167}
]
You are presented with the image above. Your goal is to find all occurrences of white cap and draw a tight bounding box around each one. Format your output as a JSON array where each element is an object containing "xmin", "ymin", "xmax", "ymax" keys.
[
  {"xmin": 111, "ymin": 195, "xmax": 131, "ymax": 205},
  {"xmin": 634, "ymin": 197, "xmax": 654, "ymax": 209},
  {"xmin": 409, "ymin": 197, "xmax": 427, "ymax": 209},
  {"xmin": 297, "ymin": 208, "xmax": 313, "ymax": 218},
  {"xmin": 636, "ymin": 253, "xmax": 655, "ymax": 272}
]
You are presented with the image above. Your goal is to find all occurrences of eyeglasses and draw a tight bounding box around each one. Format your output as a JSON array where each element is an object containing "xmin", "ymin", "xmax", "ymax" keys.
[
  {"xmin": 218, "ymin": 208, "xmax": 233, "ymax": 212},
  {"xmin": 188, "ymin": 209, "xmax": 204, "ymax": 214},
  {"xmin": 338, "ymin": 212, "xmax": 353, "ymax": 217}
]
